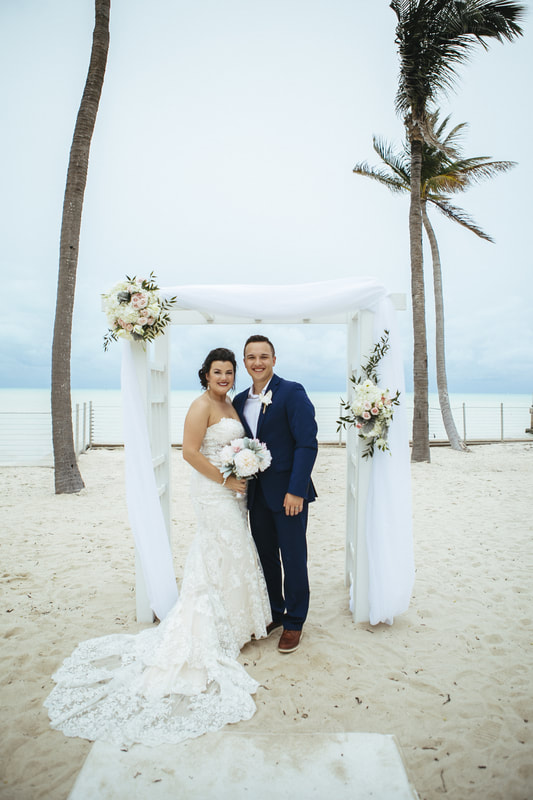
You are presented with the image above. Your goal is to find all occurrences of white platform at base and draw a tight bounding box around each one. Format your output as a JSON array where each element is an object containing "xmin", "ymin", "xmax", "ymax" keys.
[{"xmin": 68, "ymin": 731, "xmax": 418, "ymax": 799}]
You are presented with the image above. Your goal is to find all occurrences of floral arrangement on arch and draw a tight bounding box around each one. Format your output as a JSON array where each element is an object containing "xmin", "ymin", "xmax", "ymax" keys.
[
  {"xmin": 219, "ymin": 437, "xmax": 272, "ymax": 481},
  {"xmin": 102, "ymin": 272, "xmax": 176, "ymax": 351},
  {"xmin": 337, "ymin": 331, "xmax": 400, "ymax": 458}
]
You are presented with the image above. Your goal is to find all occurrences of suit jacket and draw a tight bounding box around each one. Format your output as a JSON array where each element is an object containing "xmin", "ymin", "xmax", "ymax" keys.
[{"xmin": 233, "ymin": 374, "xmax": 318, "ymax": 511}]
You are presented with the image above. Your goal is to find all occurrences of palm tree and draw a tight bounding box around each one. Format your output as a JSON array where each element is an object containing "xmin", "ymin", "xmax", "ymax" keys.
[
  {"xmin": 390, "ymin": 0, "xmax": 524, "ymax": 461},
  {"xmin": 51, "ymin": 0, "xmax": 110, "ymax": 494},
  {"xmin": 353, "ymin": 112, "xmax": 515, "ymax": 450}
]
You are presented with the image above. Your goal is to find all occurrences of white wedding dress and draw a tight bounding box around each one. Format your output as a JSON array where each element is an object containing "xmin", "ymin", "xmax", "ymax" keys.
[{"xmin": 45, "ymin": 418, "xmax": 271, "ymax": 746}]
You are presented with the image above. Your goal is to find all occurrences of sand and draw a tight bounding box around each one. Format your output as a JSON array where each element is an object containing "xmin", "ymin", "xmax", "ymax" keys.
[{"xmin": 1, "ymin": 443, "xmax": 532, "ymax": 800}]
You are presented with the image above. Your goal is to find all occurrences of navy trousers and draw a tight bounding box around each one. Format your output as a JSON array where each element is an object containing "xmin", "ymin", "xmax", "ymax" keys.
[{"xmin": 249, "ymin": 481, "xmax": 309, "ymax": 630}]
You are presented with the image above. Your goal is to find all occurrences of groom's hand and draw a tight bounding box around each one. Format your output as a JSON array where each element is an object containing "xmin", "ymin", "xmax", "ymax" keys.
[{"xmin": 283, "ymin": 493, "xmax": 304, "ymax": 516}]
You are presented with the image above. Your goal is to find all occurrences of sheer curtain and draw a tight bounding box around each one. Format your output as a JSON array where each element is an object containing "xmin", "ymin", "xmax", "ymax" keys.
[
  {"xmin": 121, "ymin": 342, "xmax": 178, "ymax": 620},
  {"xmin": 121, "ymin": 277, "xmax": 414, "ymax": 625},
  {"xmin": 366, "ymin": 295, "xmax": 414, "ymax": 625}
]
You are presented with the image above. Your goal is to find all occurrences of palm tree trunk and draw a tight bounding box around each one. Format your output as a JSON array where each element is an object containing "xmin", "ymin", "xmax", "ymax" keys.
[
  {"xmin": 408, "ymin": 129, "xmax": 430, "ymax": 462},
  {"xmin": 421, "ymin": 202, "xmax": 469, "ymax": 452},
  {"xmin": 51, "ymin": 0, "xmax": 110, "ymax": 494}
]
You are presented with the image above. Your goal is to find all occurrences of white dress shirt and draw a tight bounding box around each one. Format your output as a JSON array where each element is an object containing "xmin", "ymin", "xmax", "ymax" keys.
[{"xmin": 243, "ymin": 380, "xmax": 271, "ymax": 438}]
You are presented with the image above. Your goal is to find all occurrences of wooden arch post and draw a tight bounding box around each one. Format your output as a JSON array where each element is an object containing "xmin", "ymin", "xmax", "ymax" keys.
[
  {"xmin": 345, "ymin": 308, "xmax": 374, "ymax": 623},
  {"xmin": 344, "ymin": 293, "xmax": 406, "ymax": 623},
  {"xmin": 130, "ymin": 332, "xmax": 172, "ymax": 622}
]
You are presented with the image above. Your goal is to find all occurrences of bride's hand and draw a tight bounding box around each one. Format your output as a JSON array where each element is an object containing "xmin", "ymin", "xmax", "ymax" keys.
[{"xmin": 225, "ymin": 476, "xmax": 247, "ymax": 494}]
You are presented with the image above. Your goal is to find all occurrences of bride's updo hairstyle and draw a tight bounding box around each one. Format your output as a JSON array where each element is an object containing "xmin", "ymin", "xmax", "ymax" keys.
[{"xmin": 198, "ymin": 348, "xmax": 237, "ymax": 389}]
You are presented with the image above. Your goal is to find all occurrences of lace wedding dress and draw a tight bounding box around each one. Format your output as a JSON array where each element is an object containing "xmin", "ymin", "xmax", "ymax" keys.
[{"xmin": 45, "ymin": 418, "xmax": 271, "ymax": 746}]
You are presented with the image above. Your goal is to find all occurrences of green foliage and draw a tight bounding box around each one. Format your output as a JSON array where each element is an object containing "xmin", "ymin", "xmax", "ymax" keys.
[
  {"xmin": 391, "ymin": 0, "xmax": 524, "ymax": 129},
  {"xmin": 358, "ymin": 330, "xmax": 392, "ymax": 384},
  {"xmin": 337, "ymin": 331, "xmax": 401, "ymax": 458},
  {"xmin": 353, "ymin": 111, "xmax": 516, "ymax": 242}
]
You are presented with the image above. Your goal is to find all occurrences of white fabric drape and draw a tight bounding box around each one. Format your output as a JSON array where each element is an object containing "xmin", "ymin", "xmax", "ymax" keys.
[
  {"xmin": 159, "ymin": 276, "xmax": 387, "ymax": 322},
  {"xmin": 366, "ymin": 296, "xmax": 414, "ymax": 625},
  {"xmin": 121, "ymin": 277, "xmax": 414, "ymax": 625},
  {"xmin": 121, "ymin": 342, "xmax": 178, "ymax": 620}
]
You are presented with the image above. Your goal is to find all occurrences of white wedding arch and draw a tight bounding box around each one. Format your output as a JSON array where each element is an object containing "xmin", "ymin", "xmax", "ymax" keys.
[{"xmin": 119, "ymin": 277, "xmax": 414, "ymax": 627}]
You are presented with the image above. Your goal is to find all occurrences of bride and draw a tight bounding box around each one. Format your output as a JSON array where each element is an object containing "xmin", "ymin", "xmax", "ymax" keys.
[{"xmin": 45, "ymin": 348, "xmax": 272, "ymax": 746}]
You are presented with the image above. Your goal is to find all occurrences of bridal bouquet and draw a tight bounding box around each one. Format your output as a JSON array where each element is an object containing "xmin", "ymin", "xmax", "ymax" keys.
[
  {"xmin": 219, "ymin": 437, "xmax": 272, "ymax": 482},
  {"xmin": 337, "ymin": 331, "xmax": 400, "ymax": 458},
  {"xmin": 102, "ymin": 272, "xmax": 176, "ymax": 351}
]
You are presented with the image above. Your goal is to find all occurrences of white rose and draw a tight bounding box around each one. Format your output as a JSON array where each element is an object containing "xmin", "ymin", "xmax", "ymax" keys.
[
  {"xmin": 233, "ymin": 449, "xmax": 259, "ymax": 478},
  {"xmin": 219, "ymin": 445, "xmax": 234, "ymax": 465},
  {"xmin": 258, "ymin": 450, "xmax": 272, "ymax": 471}
]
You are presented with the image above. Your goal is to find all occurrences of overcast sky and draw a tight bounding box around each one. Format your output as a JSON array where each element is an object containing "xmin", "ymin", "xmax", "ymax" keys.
[{"xmin": 1, "ymin": 0, "xmax": 531, "ymax": 394}]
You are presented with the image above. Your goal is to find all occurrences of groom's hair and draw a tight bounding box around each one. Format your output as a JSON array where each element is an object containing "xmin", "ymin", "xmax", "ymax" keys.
[{"xmin": 244, "ymin": 335, "xmax": 275, "ymax": 357}]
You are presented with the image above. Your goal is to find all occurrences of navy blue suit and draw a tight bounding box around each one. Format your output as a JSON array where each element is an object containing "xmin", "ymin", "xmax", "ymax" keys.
[{"xmin": 233, "ymin": 374, "xmax": 318, "ymax": 630}]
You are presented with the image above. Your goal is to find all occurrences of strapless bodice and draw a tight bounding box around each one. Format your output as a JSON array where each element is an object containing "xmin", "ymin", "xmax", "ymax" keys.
[{"xmin": 200, "ymin": 417, "xmax": 245, "ymax": 463}]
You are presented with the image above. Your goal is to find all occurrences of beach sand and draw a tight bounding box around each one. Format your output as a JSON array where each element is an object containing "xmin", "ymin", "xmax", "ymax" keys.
[{"xmin": 1, "ymin": 443, "xmax": 532, "ymax": 799}]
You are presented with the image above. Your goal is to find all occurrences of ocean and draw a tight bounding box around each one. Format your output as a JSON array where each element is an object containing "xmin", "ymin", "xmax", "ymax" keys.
[{"xmin": 0, "ymin": 388, "xmax": 531, "ymax": 466}]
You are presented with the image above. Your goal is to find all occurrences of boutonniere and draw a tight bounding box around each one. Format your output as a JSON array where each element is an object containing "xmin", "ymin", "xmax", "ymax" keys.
[{"xmin": 259, "ymin": 389, "xmax": 272, "ymax": 414}]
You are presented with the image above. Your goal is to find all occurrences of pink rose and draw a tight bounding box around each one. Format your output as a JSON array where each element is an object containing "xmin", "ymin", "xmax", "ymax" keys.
[
  {"xmin": 356, "ymin": 422, "xmax": 363, "ymax": 428},
  {"xmin": 131, "ymin": 292, "xmax": 148, "ymax": 309},
  {"xmin": 362, "ymin": 411, "xmax": 371, "ymax": 420},
  {"xmin": 371, "ymin": 407, "xmax": 379, "ymax": 415}
]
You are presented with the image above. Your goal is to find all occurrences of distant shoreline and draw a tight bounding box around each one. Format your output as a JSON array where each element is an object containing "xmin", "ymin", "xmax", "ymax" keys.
[
  {"xmin": 1, "ymin": 388, "xmax": 531, "ymax": 466},
  {"xmin": 1, "ymin": 387, "xmax": 532, "ymax": 407}
]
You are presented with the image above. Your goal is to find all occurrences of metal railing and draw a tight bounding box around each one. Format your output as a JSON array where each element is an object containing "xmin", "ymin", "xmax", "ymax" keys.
[
  {"xmin": 89, "ymin": 401, "xmax": 533, "ymax": 446},
  {"xmin": 0, "ymin": 402, "xmax": 94, "ymax": 466},
  {"xmin": 1, "ymin": 400, "xmax": 531, "ymax": 466}
]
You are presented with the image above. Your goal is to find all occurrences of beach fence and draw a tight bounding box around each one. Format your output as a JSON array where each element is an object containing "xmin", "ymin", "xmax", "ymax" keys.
[
  {"xmin": 1, "ymin": 398, "xmax": 531, "ymax": 467},
  {"xmin": 0, "ymin": 403, "xmax": 93, "ymax": 466},
  {"xmin": 83, "ymin": 398, "xmax": 533, "ymax": 447},
  {"xmin": 426, "ymin": 401, "xmax": 532, "ymax": 444}
]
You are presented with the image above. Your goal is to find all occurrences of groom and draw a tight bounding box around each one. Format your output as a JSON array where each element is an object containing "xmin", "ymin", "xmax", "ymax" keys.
[{"xmin": 233, "ymin": 335, "xmax": 318, "ymax": 654}]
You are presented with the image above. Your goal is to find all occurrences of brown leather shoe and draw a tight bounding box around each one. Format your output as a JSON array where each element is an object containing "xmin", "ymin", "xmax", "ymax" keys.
[
  {"xmin": 266, "ymin": 620, "xmax": 284, "ymax": 638},
  {"xmin": 278, "ymin": 628, "xmax": 302, "ymax": 654}
]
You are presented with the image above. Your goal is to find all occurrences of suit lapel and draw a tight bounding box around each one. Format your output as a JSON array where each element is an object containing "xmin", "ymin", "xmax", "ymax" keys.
[
  {"xmin": 234, "ymin": 390, "xmax": 253, "ymax": 438},
  {"xmin": 256, "ymin": 374, "xmax": 280, "ymax": 439}
]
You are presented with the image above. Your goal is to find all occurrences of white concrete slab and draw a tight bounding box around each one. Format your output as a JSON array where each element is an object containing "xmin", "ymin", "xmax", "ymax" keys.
[{"xmin": 68, "ymin": 731, "xmax": 418, "ymax": 799}]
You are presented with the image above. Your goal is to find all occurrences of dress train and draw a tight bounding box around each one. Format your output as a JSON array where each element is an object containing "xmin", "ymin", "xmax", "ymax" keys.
[{"xmin": 45, "ymin": 418, "xmax": 271, "ymax": 746}]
